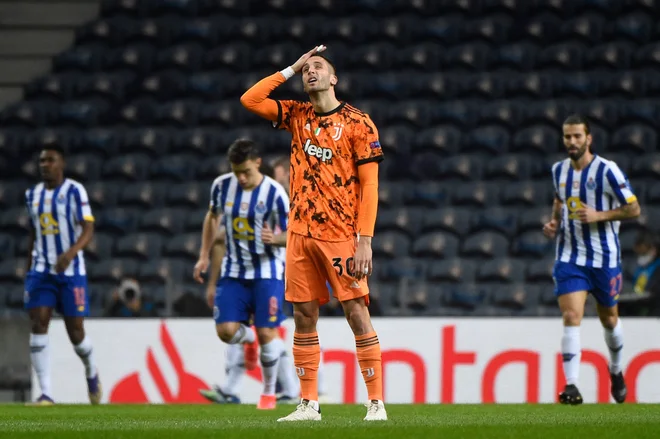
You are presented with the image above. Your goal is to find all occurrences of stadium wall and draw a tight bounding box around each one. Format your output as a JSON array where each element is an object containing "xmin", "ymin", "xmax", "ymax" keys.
[{"xmin": 39, "ymin": 318, "xmax": 660, "ymax": 404}]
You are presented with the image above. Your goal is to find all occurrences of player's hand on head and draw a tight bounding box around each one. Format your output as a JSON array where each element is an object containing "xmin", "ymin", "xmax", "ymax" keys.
[
  {"xmin": 291, "ymin": 45, "xmax": 327, "ymax": 73},
  {"xmin": 542, "ymin": 219, "xmax": 558, "ymax": 239},
  {"xmin": 261, "ymin": 223, "xmax": 274, "ymax": 244},
  {"xmin": 193, "ymin": 257, "xmax": 209, "ymax": 284}
]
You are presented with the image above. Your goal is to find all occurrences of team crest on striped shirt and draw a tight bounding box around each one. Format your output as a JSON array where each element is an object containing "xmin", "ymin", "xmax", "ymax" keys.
[
  {"xmin": 255, "ymin": 201, "xmax": 266, "ymax": 214},
  {"xmin": 586, "ymin": 178, "xmax": 596, "ymax": 190}
]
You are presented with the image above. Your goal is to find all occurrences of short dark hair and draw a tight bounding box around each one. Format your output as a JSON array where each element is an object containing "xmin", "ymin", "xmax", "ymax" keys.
[
  {"xmin": 261, "ymin": 162, "xmax": 274, "ymax": 178},
  {"xmin": 563, "ymin": 114, "xmax": 591, "ymax": 135},
  {"xmin": 41, "ymin": 145, "xmax": 65, "ymax": 157},
  {"xmin": 309, "ymin": 54, "xmax": 336, "ymax": 75},
  {"xmin": 635, "ymin": 229, "xmax": 657, "ymax": 248},
  {"xmin": 227, "ymin": 139, "xmax": 260, "ymax": 164},
  {"xmin": 273, "ymin": 156, "xmax": 288, "ymax": 171}
]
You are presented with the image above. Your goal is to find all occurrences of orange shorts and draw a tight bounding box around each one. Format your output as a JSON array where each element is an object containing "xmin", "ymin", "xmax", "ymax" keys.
[{"xmin": 285, "ymin": 232, "xmax": 369, "ymax": 306}]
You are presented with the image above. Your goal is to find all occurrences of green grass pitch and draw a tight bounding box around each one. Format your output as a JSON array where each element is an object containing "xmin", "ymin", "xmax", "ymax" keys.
[{"xmin": 1, "ymin": 404, "xmax": 660, "ymax": 439}]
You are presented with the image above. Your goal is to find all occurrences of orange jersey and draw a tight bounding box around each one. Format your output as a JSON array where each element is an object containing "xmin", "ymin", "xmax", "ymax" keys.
[{"xmin": 274, "ymin": 101, "xmax": 384, "ymax": 242}]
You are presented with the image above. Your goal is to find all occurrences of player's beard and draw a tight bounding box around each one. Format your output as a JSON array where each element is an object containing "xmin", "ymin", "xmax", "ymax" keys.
[{"xmin": 567, "ymin": 141, "xmax": 589, "ymax": 161}]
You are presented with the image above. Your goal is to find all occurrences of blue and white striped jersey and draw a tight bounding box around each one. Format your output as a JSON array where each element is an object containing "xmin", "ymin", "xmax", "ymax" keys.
[
  {"xmin": 552, "ymin": 155, "xmax": 637, "ymax": 268},
  {"xmin": 209, "ymin": 173, "xmax": 289, "ymax": 280},
  {"xmin": 25, "ymin": 179, "xmax": 94, "ymax": 276}
]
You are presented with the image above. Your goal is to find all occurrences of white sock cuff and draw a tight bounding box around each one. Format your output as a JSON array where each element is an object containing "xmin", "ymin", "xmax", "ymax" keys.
[
  {"xmin": 563, "ymin": 326, "xmax": 580, "ymax": 337},
  {"xmin": 74, "ymin": 335, "xmax": 93, "ymax": 353},
  {"xmin": 260, "ymin": 338, "xmax": 283, "ymax": 361},
  {"xmin": 30, "ymin": 333, "xmax": 48, "ymax": 346},
  {"xmin": 607, "ymin": 318, "xmax": 622, "ymax": 334}
]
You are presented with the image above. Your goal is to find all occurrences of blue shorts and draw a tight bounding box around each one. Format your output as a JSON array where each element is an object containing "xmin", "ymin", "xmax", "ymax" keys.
[
  {"xmin": 213, "ymin": 278, "xmax": 286, "ymax": 328},
  {"xmin": 553, "ymin": 261, "xmax": 622, "ymax": 308},
  {"xmin": 24, "ymin": 271, "xmax": 89, "ymax": 317}
]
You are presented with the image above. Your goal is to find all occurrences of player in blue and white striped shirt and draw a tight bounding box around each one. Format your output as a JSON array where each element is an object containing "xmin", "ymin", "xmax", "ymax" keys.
[
  {"xmin": 23, "ymin": 146, "xmax": 101, "ymax": 405},
  {"xmin": 543, "ymin": 115, "xmax": 641, "ymax": 405},
  {"xmin": 193, "ymin": 139, "xmax": 289, "ymax": 410}
]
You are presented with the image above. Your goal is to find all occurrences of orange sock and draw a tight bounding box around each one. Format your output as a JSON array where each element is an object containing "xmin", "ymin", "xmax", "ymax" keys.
[
  {"xmin": 356, "ymin": 331, "xmax": 383, "ymax": 402},
  {"xmin": 292, "ymin": 332, "xmax": 320, "ymax": 402}
]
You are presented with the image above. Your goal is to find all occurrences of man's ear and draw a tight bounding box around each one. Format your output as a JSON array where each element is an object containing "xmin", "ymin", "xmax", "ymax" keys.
[{"xmin": 330, "ymin": 74, "xmax": 338, "ymax": 86}]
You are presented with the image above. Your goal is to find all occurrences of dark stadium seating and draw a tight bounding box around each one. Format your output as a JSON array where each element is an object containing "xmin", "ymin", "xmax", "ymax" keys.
[{"xmin": 2, "ymin": 0, "xmax": 659, "ymax": 316}]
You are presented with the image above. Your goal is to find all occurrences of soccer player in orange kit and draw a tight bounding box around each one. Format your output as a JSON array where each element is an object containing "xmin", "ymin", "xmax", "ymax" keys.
[{"xmin": 240, "ymin": 45, "xmax": 386, "ymax": 422}]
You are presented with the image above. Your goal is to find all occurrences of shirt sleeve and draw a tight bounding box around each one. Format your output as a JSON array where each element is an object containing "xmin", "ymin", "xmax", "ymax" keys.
[
  {"xmin": 352, "ymin": 114, "xmax": 384, "ymax": 166},
  {"xmin": 605, "ymin": 162, "xmax": 637, "ymax": 205},
  {"xmin": 273, "ymin": 187, "xmax": 289, "ymax": 232},
  {"xmin": 273, "ymin": 100, "xmax": 301, "ymax": 132},
  {"xmin": 73, "ymin": 185, "xmax": 94, "ymax": 223},
  {"xmin": 209, "ymin": 179, "xmax": 222, "ymax": 215}
]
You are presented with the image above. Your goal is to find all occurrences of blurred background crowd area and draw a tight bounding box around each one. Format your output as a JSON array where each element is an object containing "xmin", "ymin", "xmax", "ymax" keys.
[{"xmin": 1, "ymin": 0, "xmax": 660, "ymax": 319}]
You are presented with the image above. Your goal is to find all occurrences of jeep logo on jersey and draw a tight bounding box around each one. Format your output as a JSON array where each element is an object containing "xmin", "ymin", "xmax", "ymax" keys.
[{"xmin": 303, "ymin": 138, "xmax": 333, "ymax": 162}]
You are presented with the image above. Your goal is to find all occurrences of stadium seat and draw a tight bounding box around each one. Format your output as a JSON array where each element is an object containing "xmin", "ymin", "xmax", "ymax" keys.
[
  {"xmin": 560, "ymin": 13, "xmax": 606, "ymax": 44},
  {"xmin": 0, "ymin": 234, "xmax": 15, "ymax": 260},
  {"xmin": 114, "ymin": 233, "xmax": 163, "ymax": 260},
  {"xmin": 411, "ymin": 232, "xmax": 460, "ymax": 258},
  {"xmin": 85, "ymin": 232, "xmax": 114, "ymax": 262},
  {"xmin": 0, "ymin": 259, "xmax": 28, "ymax": 282},
  {"xmin": 95, "ymin": 208, "xmax": 140, "ymax": 235},
  {"xmin": 518, "ymin": 207, "xmax": 552, "ymax": 234},
  {"xmin": 149, "ymin": 154, "xmax": 198, "ymax": 181},
  {"xmin": 102, "ymin": 154, "xmax": 151, "ymax": 181},
  {"xmin": 0, "ymin": 208, "xmax": 31, "ymax": 234},
  {"xmin": 371, "ymin": 231, "xmax": 410, "ymax": 259},
  {"xmin": 537, "ymin": 43, "xmax": 586, "ymax": 70},
  {"xmin": 501, "ymin": 181, "xmax": 552, "ymax": 207},
  {"xmin": 75, "ymin": 17, "xmax": 138, "ymax": 47},
  {"xmin": 104, "ymin": 44, "xmax": 156, "ymax": 75},
  {"xmin": 88, "ymin": 258, "xmax": 139, "ymax": 284},
  {"xmin": 461, "ymin": 231, "xmax": 510, "ymax": 258},
  {"xmin": 162, "ymin": 233, "xmax": 201, "ymax": 260},
  {"xmin": 414, "ymin": 126, "xmax": 462, "ymax": 156},
  {"xmin": 76, "ymin": 128, "xmax": 121, "ymax": 158},
  {"xmin": 452, "ymin": 182, "xmax": 498, "ymax": 207},
  {"xmin": 526, "ymin": 258, "xmax": 555, "ymax": 283},
  {"xmin": 184, "ymin": 208, "xmax": 207, "ymax": 233},
  {"xmin": 507, "ymin": 72, "xmax": 555, "ymax": 99},
  {"xmin": 405, "ymin": 182, "xmax": 451, "ymax": 208},
  {"xmin": 377, "ymin": 257, "xmax": 426, "ymax": 283},
  {"xmin": 495, "ymin": 42, "xmax": 538, "ymax": 71},
  {"xmin": 469, "ymin": 207, "xmax": 518, "ymax": 237},
  {"xmin": 436, "ymin": 155, "xmax": 483, "ymax": 181},
  {"xmin": 490, "ymin": 284, "xmax": 533, "ymax": 312},
  {"xmin": 610, "ymin": 124, "xmax": 657, "ymax": 154},
  {"xmin": 53, "ymin": 45, "xmax": 106, "ymax": 73},
  {"xmin": 612, "ymin": 12, "xmax": 653, "ymax": 44},
  {"xmin": 421, "ymin": 207, "xmax": 472, "ymax": 237},
  {"xmin": 376, "ymin": 208, "xmax": 423, "ymax": 237},
  {"xmin": 138, "ymin": 258, "xmax": 187, "ymax": 285},
  {"xmin": 441, "ymin": 283, "xmax": 486, "ymax": 311},
  {"xmin": 66, "ymin": 154, "xmax": 103, "ymax": 183},
  {"xmin": 511, "ymin": 231, "xmax": 555, "ymax": 258},
  {"xmin": 465, "ymin": 125, "xmax": 510, "ymax": 155},
  {"xmin": 476, "ymin": 258, "xmax": 526, "ymax": 283},
  {"xmin": 484, "ymin": 154, "xmax": 532, "ymax": 180},
  {"xmin": 427, "ymin": 258, "xmax": 476, "ymax": 284},
  {"xmin": 377, "ymin": 182, "xmax": 404, "ymax": 208},
  {"xmin": 121, "ymin": 128, "xmax": 172, "ymax": 157},
  {"xmin": 118, "ymin": 182, "xmax": 166, "ymax": 209},
  {"xmin": 166, "ymin": 183, "xmax": 206, "ymax": 208},
  {"xmin": 86, "ymin": 181, "xmax": 120, "ymax": 210},
  {"xmin": 139, "ymin": 208, "xmax": 186, "ymax": 236},
  {"xmin": 585, "ymin": 42, "xmax": 634, "ymax": 69}
]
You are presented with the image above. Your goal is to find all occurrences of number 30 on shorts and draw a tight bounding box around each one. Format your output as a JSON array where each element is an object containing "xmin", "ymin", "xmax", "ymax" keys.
[{"xmin": 332, "ymin": 257, "xmax": 355, "ymax": 277}]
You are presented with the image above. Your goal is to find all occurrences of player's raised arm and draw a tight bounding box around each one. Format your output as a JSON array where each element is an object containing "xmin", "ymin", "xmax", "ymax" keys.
[{"xmin": 240, "ymin": 45, "xmax": 327, "ymax": 121}]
